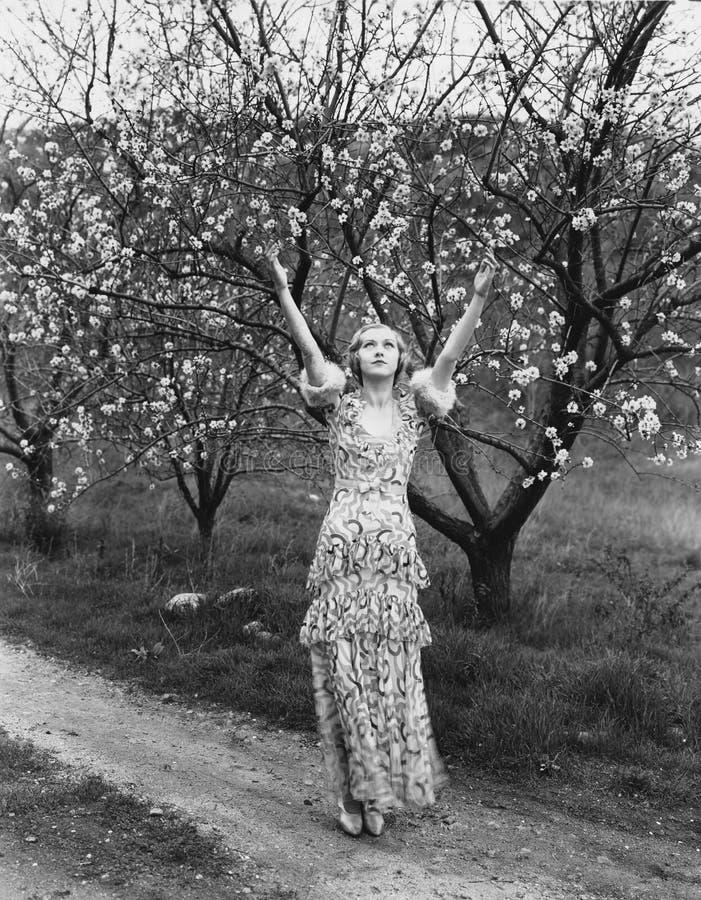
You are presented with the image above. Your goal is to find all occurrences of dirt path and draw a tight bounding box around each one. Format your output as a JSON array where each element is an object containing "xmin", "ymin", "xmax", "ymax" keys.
[{"xmin": 1, "ymin": 637, "xmax": 698, "ymax": 900}]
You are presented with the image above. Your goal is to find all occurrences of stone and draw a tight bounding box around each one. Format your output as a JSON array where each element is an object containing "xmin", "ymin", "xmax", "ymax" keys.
[
  {"xmin": 213, "ymin": 587, "xmax": 257, "ymax": 609},
  {"xmin": 163, "ymin": 593, "xmax": 205, "ymax": 616},
  {"xmin": 242, "ymin": 620, "xmax": 265, "ymax": 637},
  {"xmin": 254, "ymin": 630, "xmax": 282, "ymax": 647}
]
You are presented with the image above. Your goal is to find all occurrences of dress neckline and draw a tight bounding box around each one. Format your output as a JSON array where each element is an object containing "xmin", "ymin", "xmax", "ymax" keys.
[{"xmin": 356, "ymin": 392, "xmax": 398, "ymax": 440}]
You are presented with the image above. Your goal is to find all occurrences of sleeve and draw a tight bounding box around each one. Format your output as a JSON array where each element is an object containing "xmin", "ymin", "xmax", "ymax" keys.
[
  {"xmin": 298, "ymin": 360, "xmax": 347, "ymax": 413},
  {"xmin": 409, "ymin": 367, "xmax": 458, "ymax": 420}
]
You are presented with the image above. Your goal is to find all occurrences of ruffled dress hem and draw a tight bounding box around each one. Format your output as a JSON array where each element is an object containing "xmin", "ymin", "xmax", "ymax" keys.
[
  {"xmin": 305, "ymin": 534, "xmax": 430, "ymax": 589},
  {"xmin": 329, "ymin": 762, "xmax": 449, "ymax": 812},
  {"xmin": 300, "ymin": 586, "xmax": 432, "ymax": 648}
]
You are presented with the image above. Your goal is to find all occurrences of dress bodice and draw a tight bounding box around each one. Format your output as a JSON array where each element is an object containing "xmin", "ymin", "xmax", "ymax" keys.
[
  {"xmin": 302, "ymin": 388, "xmax": 430, "ymax": 599},
  {"xmin": 326, "ymin": 388, "xmax": 427, "ymax": 492}
]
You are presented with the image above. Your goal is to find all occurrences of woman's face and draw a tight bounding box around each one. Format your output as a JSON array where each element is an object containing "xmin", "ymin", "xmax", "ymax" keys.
[{"xmin": 357, "ymin": 327, "xmax": 400, "ymax": 381}]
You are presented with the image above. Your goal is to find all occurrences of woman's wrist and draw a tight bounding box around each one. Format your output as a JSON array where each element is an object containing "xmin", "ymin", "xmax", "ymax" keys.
[{"xmin": 464, "ymin": 292, "xmax": 487, "ymax": 311}]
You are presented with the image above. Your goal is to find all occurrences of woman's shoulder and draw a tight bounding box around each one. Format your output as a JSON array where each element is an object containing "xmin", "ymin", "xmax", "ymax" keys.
[
  {"xmin": 394, "ymin": 382, "xmax": 426, "ymax": 436},
  {"xmin": 395, "ymin": 381, "xmax": 417, "ymax": 409},
  {"xmin": 323, "ymin": 384, "xmax": 360, "ymax": 428},
  {"xmin": 333, "ymin": 388, "xmax": 360, "ymax": 423}
]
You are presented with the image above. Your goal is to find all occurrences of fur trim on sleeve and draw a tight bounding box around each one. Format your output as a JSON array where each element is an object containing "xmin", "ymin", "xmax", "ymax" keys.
[
  {"xmin": 409, "ymin": 367, "xmax": 457, "ymax": 419},
  {"xmin": 298, "ymin": 361, "xmax": 347, "ymax": 408}
]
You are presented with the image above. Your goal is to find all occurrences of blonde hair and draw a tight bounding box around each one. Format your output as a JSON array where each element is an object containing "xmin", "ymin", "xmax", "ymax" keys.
[{"xmin": 347, "ymin": 323, "xmax": 409, "ymax": 386}]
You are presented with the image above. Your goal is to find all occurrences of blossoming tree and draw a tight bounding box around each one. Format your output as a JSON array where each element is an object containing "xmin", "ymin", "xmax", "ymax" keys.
[
  {"xmin": 0, "ymin": 126, "xmax": 314, "ymax": 553},
  {"xmin": 3, "ymin": 0, "xmax": 700, "ymax": 618},
  {"xmin": 0, "ymin": 132, "xmax": 108, "ymax": 550}
]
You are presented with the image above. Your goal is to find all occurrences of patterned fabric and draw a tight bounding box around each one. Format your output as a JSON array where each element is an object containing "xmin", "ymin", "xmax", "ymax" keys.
[
  {"xmin": 310, "ymin": 634, "xmax": 448, "ymax": 812},
  {"xmin": 300, "ymin": 376, "xmax": 455, "ymax": 810}
]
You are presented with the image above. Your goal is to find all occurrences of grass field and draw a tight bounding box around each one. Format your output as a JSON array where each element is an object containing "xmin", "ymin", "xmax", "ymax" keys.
[{"xmin": 1, "ymin": 439, "xmax": 700, "ymax": 806}]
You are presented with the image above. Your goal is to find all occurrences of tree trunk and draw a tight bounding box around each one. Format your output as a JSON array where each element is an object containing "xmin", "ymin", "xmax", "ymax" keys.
[
  {"xmin": 465, "ymin": 533, "xmax": 516, "ymax": 626},
  {"xmin": 26, "ymin": 448, "xmax": 63, "ymax": 555},
  {"xmin": 196, "ymin": 508, "xmax": 216, "ymax": 565},
  {"xmin": 408, "ymin": 481, "xmax": 518, "ymax": 626}
]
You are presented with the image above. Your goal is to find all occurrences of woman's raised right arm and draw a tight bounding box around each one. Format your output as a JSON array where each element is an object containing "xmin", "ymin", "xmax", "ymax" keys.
[{"xmin": 265, "ymin": 247, "xmax": 328, "ymax": 386}]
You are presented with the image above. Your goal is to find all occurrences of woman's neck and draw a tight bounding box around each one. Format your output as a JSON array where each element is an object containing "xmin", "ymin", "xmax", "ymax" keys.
[{"xmin": 360, "ymin": 379, "xmax": 394, "ymax": 409}]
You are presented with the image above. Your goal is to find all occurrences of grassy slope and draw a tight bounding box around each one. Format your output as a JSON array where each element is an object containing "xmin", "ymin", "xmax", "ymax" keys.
[{"xmin": 0, "ymin": 442, "xmax": 699, "ymax": 808}]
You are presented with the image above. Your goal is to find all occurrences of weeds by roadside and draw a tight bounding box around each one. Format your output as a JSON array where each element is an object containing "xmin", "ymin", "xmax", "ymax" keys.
[
  {"xmin": 594, "ymin": 547, "xmax": 698, "ymax": 642},
  {"xmin": 5, "ymin": 547, "xmax": 43, "ymax": 600}
]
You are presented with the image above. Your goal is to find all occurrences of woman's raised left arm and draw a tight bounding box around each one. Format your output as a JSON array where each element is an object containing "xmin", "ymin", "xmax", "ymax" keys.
[{"xmin": 430, "ymin": 249, "xmax": 497, "ymax": 390}]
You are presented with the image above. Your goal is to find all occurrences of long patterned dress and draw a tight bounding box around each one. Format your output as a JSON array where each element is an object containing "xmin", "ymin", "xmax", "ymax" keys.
[{"xmin": 298, "ymin": 362, "xmax": 455, "ymax": 812}]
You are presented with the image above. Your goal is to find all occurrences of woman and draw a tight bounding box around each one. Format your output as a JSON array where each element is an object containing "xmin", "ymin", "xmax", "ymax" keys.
[{"xmin": 266, "ymin": 246, "xmax": 496, "ymax": 836}]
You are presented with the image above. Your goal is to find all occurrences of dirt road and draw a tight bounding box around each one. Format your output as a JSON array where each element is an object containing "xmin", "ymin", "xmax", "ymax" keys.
[{"xmin": 0, "ymin": 637, "xmax": 698, "ymax": 899}]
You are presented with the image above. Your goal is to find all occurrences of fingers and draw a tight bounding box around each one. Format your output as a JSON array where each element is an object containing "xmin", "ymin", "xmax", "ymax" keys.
[
  {"xmin": 263, "ymin": 239, "xmax": 281, "ymax": 261},
  {"xmin": 474, "ymin": 251, "xmax": 498, "ymax": 297},
  {"xmin": 480, "ymin": 250, "xmax": 497, "ymax": 273}
]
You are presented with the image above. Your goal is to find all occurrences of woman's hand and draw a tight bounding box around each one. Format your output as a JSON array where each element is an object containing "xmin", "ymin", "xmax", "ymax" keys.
[
  {"xmin": 473, "ymin": 248, "xmax": 497, "ymax": 298},
  {"xmin": 264, "ymin": 242, "xmax": 288, "ymax": 291}
]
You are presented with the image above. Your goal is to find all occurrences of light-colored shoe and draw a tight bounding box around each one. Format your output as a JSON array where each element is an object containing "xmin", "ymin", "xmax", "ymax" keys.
[
  {"xmin": 362, "ymin": 801, "xmax": 384, "ymax": 836},
  {"xmin": 338, "ymin": 800, "xmax": 362, "ymax": 836}
]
